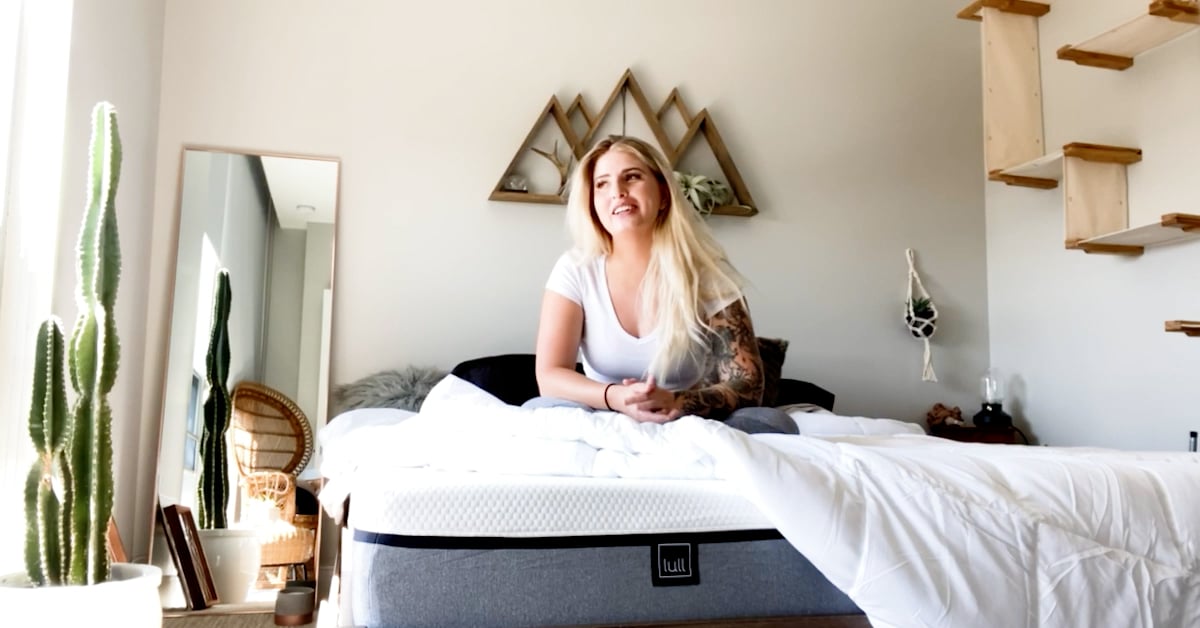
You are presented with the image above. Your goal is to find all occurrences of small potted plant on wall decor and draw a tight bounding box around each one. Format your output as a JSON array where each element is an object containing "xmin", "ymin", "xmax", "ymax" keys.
[
  {"xmin": 194, "ymin": 269, "xmax": 261, "ymax": 605},
  {"xmin": 0, "ymin": 103, "xmax": 162, "ymax": 627},
  {"xmin": 673, "ymin": 171, "xmax": 735, "ymax": 216}
]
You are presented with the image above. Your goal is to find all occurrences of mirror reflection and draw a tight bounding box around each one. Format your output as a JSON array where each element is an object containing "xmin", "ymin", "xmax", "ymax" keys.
[{"xmin": 154, "ymin": 148, "xmax": 338, "ymax": 609}]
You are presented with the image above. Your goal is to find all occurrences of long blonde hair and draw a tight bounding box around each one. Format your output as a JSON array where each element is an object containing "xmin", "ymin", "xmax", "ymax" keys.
[{"xmin": 565, "ymin": 135, "xmax": 745, "ymax": 381}]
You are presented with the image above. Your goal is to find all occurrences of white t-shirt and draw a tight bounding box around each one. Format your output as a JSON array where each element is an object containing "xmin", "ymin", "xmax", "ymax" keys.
[{"xmin": 544, "ymin": 252, "xmax": 739, "ymax": 391}]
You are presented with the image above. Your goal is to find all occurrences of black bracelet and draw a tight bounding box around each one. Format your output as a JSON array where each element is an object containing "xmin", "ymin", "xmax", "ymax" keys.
[{"xmin": 603, "ymin": 383, "xmax": 615, "ymax": 411}]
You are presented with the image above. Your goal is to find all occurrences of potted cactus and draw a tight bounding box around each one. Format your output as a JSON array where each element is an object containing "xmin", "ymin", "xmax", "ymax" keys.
[
  {"xmin": 194, "ymin": 270, "xmax": 261, "ymax": 604},
  {"xmin": 0, "ymin": 103, "xmax": 161, "ymax": 626},
  {"xmin": 197, "ymin": 269, "xmax": 232, "ymax": 530}
]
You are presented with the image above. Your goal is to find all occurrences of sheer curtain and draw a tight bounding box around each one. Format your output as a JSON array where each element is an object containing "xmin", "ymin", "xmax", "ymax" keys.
[{"xmin": 0, "ymin": 0, "xmax": 74, "ymax": 575}]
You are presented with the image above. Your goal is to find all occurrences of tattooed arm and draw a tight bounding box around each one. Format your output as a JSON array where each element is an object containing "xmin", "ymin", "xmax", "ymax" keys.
[{"xmin": 673, "ymin": 299, "xmax": 765, "ymax": 419}]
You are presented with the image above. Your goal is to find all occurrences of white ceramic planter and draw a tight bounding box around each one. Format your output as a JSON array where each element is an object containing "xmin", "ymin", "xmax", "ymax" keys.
[
  {"xmin": 0, "ymin": 563, "xmax": 163, "ymax": 627},
  {"xmin": 198, "ymin": 528, "xmax": 261, "ymax": 604}
]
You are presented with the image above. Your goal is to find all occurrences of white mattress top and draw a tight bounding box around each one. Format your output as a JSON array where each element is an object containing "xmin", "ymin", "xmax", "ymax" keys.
[{"xmin": 347, "ymin": 469, "xmax": 772, "ymax": 537}]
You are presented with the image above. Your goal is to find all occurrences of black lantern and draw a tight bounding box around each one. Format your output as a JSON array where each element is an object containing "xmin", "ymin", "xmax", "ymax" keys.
[{"xmin": 973, "ymin": 368, "xmax": 1013, "ymax": 428}]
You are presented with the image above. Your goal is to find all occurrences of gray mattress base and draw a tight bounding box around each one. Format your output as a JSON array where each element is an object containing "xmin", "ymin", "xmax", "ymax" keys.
[{"xmin": 350, "ymin": 529, "xmax": 860, "ymax": 628}]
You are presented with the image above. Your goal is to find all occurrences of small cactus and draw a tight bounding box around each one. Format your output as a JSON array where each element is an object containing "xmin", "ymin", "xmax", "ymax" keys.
[
  {"xmin": 196, "ymin": 269, "xmax": 232, "ymax": 529},
  {"xmin": 25, "ymin": 102, "xmax": 122, "ymax": 586}
]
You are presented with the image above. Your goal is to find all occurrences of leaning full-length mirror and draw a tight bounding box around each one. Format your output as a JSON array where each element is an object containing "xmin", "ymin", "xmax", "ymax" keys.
[{"xmin": 153, "ymin": 147, "xmax": 338, "ymax": 610}]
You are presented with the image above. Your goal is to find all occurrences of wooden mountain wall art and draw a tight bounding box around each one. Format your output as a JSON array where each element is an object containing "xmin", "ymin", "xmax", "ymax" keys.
[{"xmin": 490, "ymin": 69, "xmax": 758, "ymax": 217}]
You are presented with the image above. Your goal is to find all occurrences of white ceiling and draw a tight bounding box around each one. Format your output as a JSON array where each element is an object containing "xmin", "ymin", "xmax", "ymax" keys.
[{"xmin": 259, "ymin": 155, "xmax": 338, "ymax": 229}]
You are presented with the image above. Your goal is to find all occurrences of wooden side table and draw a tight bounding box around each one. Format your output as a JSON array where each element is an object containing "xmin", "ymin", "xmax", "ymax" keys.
[{"xmin": 930, "ymin": 424, "xmax": 1020, "ymax": 444}]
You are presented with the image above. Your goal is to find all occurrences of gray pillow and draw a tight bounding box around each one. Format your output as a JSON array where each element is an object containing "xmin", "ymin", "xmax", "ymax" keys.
[{"xmin": 332, "ymin": 366, "xmax": 447, "ymax": 415}]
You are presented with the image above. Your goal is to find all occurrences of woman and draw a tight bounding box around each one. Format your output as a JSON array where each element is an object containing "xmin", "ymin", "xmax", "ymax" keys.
[{"xmin": 528, "ymin": 135, "xmax": 795, "ymax": 434}]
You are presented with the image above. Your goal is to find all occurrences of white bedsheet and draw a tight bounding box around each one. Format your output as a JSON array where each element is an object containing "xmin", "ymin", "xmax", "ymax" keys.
[{"xmin": 321, "ymin": 376, "xmax": 1200, "ymax": 627}]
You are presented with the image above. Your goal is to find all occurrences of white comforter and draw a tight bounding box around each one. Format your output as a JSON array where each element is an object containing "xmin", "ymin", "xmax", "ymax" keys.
[{"xmin": 321, "ymin": 376, "xmax": 1200, "ymax": 627}]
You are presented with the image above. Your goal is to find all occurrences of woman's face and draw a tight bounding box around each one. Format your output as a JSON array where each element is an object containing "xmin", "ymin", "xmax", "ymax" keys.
[{"xmin": 591, "ymin": 148, "xmax": 666, "ymax": 237}]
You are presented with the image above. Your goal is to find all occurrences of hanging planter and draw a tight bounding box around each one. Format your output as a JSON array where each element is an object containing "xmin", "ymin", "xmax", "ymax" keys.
[{"xmin": 904, "ymin": 248, "xmax": 939, "ymax": 382}]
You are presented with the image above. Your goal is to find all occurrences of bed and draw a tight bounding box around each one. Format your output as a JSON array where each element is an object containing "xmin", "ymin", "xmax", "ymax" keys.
[{"xmin": 320, "ymin": 360, "xmax": 1200, "ymax": 628}]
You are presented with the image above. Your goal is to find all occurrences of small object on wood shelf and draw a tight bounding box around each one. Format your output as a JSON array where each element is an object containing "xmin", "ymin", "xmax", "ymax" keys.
[
  {"xmin": 1077, "ymin": 213, "xmax": 1200, "ymax": 255},
  {"xmin": 1057, "ymin": 0, "xmax": 1199, "ymax": 71},
  {"xmin": 500, "ymin": 174, "xmax": 528, "ymax": 192},
  {"xmin": 1165, "ymin": 320, "xmax": 1200, "ymax": 336}
]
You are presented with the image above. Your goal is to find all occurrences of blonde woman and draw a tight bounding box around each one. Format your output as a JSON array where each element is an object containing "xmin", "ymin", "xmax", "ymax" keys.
[{"xmin": 528, "ymin": 136, "xmax": 796, "ymax": 434}]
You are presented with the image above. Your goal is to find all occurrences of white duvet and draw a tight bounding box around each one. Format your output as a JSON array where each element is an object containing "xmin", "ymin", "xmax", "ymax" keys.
[{"xmin": 321, "ymin": 376, "xmax": 1200, "ymax": 627}]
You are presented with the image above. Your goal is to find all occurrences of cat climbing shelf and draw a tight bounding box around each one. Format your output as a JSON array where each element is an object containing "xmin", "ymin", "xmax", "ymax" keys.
[
  {"xmin": 1077, "ymin": 213, "xmax": 1200, "ymax": 255},
  {"xmin": 957, "ymin": 0, "xmax": 1051, "ymax": 176},
  {"xmin": 1058, "ymin": 0, "xmax": 1199, "ymax": 71},
  {"xmin": 988, "ymin": 144, "xmax": 1200, "ymax": 256},
  {"xmin": 1165, "ymin": 320, "xmax": 1200, "ymax": 336},
  {"xmin": 489, "ymin": 70, "xmax": 758, "ymax": 217}
]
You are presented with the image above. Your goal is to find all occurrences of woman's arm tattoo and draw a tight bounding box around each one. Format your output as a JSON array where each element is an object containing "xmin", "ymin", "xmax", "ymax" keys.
[{"xmin": 674, "ymin": 300, "xmax": 764, "ymax": 419}]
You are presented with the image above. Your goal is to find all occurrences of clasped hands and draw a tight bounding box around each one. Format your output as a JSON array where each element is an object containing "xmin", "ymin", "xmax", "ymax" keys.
[{"xmin": 608, "ymin": 375, "xmax": 682, "ymax": 423}]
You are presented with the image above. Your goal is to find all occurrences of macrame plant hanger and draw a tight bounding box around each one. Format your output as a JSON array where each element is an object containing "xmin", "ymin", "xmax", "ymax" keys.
[{"xmin": 904, "ymin": 248, "xmax": 939, "ymax": 382}]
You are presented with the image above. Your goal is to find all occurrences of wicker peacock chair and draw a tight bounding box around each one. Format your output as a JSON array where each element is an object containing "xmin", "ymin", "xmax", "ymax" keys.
[{"xmin": 229, "ymin": 381, "xmax": 317, "ymax": 585}]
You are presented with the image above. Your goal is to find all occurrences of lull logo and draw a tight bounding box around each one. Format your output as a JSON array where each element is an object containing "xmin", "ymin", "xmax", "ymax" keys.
[{"xmin": 652, "ymin": 542, "xmax": 699, "ymax": 586}]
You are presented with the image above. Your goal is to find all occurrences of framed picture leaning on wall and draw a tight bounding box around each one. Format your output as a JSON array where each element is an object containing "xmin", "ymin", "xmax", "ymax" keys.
[{"xmin": 158, "ymin": 502, "xmax": 219, "ymax": 610}]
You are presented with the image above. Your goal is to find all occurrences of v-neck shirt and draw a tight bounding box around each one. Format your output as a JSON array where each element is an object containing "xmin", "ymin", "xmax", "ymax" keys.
[{"xmin": 545, "ymin": 252, "xmax": 738, "ymax": 390}]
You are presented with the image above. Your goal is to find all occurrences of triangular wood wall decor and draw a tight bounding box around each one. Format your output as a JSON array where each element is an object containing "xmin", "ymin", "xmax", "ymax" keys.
[{"xmin": 489, "ymin": 69, "xmax": 758, "ymax": 217}]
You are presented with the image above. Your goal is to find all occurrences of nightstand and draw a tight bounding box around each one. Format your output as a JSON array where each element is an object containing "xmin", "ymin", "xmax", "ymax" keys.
[{"xmin": 930, "ymin": 424, "xmax": 1021, "ymax": 444}]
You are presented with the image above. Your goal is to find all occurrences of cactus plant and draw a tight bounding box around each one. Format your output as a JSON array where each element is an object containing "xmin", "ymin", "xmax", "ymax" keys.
[
  {"xmin": 196, "ymin": 269, "xmax": 232, "ymax": 529},
  {"xmin": 24, "ymin": 102, "xmax": 122, "ymax": 586}
]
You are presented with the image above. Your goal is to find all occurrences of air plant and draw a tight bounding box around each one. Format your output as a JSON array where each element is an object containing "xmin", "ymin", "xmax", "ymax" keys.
[{"xmin": 673, "ymin": 171, "xmax": 734, "ymax": 215}]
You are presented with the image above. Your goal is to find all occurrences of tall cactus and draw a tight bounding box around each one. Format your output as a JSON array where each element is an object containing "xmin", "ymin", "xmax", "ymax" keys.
[
  {"xmin": 25, "ymin": 101, "xmax": 122, "ymax": 586},
  {"xmin": 197, "ymin": 269, "xmax": 232, "ymax": 529}
]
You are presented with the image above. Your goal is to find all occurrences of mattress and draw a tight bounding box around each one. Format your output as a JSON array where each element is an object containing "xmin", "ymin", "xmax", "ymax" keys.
[
  {"xmin": 339, "ymin": 469, "xmax": 861, "ymax": 627},
  {"xmin": 347, "ymin": 468, "xmax": 774, "ymax": 537}
]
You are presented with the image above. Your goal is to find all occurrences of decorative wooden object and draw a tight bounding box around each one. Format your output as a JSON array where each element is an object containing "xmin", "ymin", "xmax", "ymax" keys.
[
  {"xmin": 1057, "ymin": 1, "xmax": 1199, "ymax": 71},
  {"xmin": 159, "ymin": 503, "xmax": 219, "ymax": 610},
  {"xmin": 1165, "ymin": 320, "xmax": 1200, "ymax": 336},
  {"xmin": 958, "ymin": 2, "xmax": 1050, "ymax": 175},
  {"xmin": 490, "ymin": 69, "xmax": 757, "ymax": 217},
  {"xmin": 105, "ymin": 515, "xmax": 127, "ymax": 563}
]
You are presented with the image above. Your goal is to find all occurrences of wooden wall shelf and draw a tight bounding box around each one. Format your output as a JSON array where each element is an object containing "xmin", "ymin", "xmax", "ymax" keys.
[
  {"xmin": 1078, "ymin": 213, "xmax": 1200, "ymax": 255},
  {"xmin": 958, "ymin": 1, "xmax": 1050, "ymax": 175},
  {"xmin": 957, "ymin": 0, "xmax": 1050, "ymax": 21},
  {"xmin": 989, "ymin": 151, "xmax": 1063, "ymax": 189},
  {"xmin": 1165, "ymin": 320, "xmax": 1200, "ymax": 336},
  {"xmin": 988, "ymin": 142, "xmax": 1142, "ymax": 190},
  {"xmin": 1057, "ymin": 1, "xmax": 1199, "ymax": 71},
  {"xmin": 489, "ymin": 70, "xmax": 758, "ymax": 217}
]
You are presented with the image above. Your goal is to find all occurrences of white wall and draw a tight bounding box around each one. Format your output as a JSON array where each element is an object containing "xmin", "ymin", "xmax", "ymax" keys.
[
  {"xmin": 297, "ymin": 223, "xmax": 335, "ymax": 433},
  {"xmin": 149, "ymin": 0, "xmax": 988, "ymax": 412},
  {"xmin": 264, "ymin": 227, "xmax": 305, "ymax": 399},
  {"xmin": 986, "ymin": 0, "xmax": 1200, "ymax": 451},
  {"xmin": 141, "ymin": 0, "xmax": 989, "ymax": 553}
]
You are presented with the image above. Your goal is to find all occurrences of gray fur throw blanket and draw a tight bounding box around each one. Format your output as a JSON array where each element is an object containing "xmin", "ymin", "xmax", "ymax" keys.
[{"xmin": 332, "ymin": 366, "xmax": 447, "ymax": 415}]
